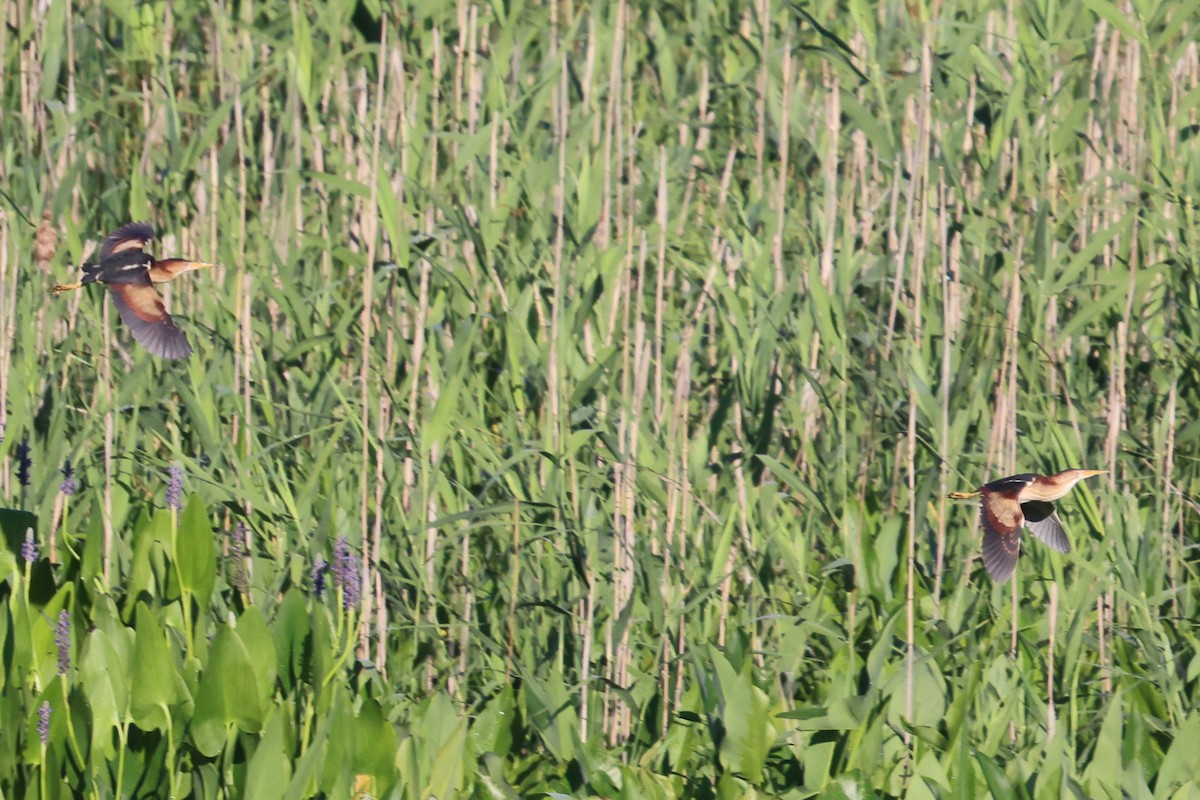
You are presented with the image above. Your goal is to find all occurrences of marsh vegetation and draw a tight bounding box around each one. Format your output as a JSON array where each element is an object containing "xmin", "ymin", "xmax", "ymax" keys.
[{"xmin": 1, "ymin": 0, "xmax": 1198, "ymax": 796}]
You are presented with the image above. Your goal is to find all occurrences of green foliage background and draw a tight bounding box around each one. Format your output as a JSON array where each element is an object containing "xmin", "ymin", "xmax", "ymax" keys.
[{"xmin": 1, "ymin": 0, "xmax": 1199, "ymax": 797}]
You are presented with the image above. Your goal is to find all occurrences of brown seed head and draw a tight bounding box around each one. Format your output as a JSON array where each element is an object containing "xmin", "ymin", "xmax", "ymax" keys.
[{"xmin": 34, "ymin": 211, "xmax": 57, "ymax": 265}]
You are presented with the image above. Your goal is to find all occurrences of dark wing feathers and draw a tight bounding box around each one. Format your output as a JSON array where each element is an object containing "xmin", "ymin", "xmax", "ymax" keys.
[
  {"xmin": 981, "ymin": 524, "xmax": 1021, "ymax": 583},
  {"xmin": 99, "ymin": 221, "xmax": 155, "ymax": 262},
  {"xmin": 107, "ymin": 282, "xmax": 192, "ymax": 360},
  {"xmin": 981, "ymin": 473, "xmax": 1037, "ymax": 493},
  {"xmin": 1022, "ymin": 501, "xmax": 1071, "ymax": 553},
  {"xmin": 979, "ymin": 495, "xmax": 1023, "ymax": 582},
  {"xmin": 978, "ymin": 496, "xmax": 1074, "ymax": 582}
]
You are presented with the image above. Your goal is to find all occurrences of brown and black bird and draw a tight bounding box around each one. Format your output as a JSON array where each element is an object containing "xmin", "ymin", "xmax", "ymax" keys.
[
  {"xmin": 52, "ymin": 221, "xmax": 213, "ymax": 359},
  {"xmin": 951, "ymin": 469, "xmax": 1105, "ymax": 582}
]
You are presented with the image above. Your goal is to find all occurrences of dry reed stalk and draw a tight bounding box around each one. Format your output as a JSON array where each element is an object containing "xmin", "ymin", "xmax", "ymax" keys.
[
  {"xmin": 983, "ymin": 245, "xmax": 1020, "ymax": 490},
  {"xmin": 226, "ymin": 10, "xmax": 252, "ymax": 460},
  {"xmin": 354, "ymin": 14, "xmax": 388, "ymax": 668},
  {"xmin": 598, "ymin": 0, "xmax": 625, "ymax": 250},
  {"xmin": 1098, "ymin": 593, "xmax": 1110, "ymax": 694},
  {"xmin": 1048, "ymin": 582, "xmax": 1058, "ymax": 740},
  {"xmin": 667, "ymin": 145, "xmax": 736, "ymax": 726},
  {"xmin": 578, "ymin": 15, "xmax": 596, "ymax": 138},
  {"xmin": 881, "ymin": 159, "xmax": 903, "ymax": 363},
  {"xmin": 933, "ymin": 167, "xmax": 952, "ymax": 607},
  {"xmin": 770, "ymin": 30, "xmax": 792, "ymax": 295},
  {"xmin": 619, "ymin": 233, "xmax": 651, "ymax": 739},
  {"xmin": 654, "ymin": 148, "xmax": 667, "ymax": 422},
  {"xmin": 0, "ymin": 218, "xmax": 9, "ymax": 495},
  {"xmin": 102, "ymin": 293, "xmax": 113, "ymax": 584},
  {"xmin": 506, "ymin": 500, "xmax": 520, "ymax": 673},
  {"xmin": 1163, "ymin": 379, "xmax": 1177, "ymax": 620},
  {"xmin": 674, "ymin": 62, "xmax": 710, "ymax": 235},
  {"xmin": 411, "ymin": 30, "xmax": 441, "ymax": 693},
  {"xmin": 1104, "ymin": 324, "xmax": 1124, "ymax": 490},
  {"xmin": 452, "ymin": 0, "xmax": 466, "ymax": 162},
  {"xmin": 1002, "ymin": 240, "xmax": 1026, "ymax": 671},
  {"xmin": 752, "ymin": 0, "xmax": 768, "ymax": 191},
  {"xmin": 581, "ymin": 557, "xmax": 596, "ymax": 741},
  {"xmin": 654, "ymin": 148, "xmax": 672, "ymax": 735},
  {"xmin": 606, "ymin": 194, "xmax": 634, "ymax": 743},
  {"xmin": 903, "ymin": 31, "xmax": 933, "ymax": 774},
  {"xmin": 820, "ymin": 64, "xmax": 838, "ymax": 292},
  {"xmin": 1081, "ymin": 19, "xmax": 1109, "ymax": 699}
]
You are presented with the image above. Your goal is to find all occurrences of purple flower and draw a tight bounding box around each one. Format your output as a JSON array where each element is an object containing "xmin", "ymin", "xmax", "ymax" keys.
[
  {"xmin": 166, "ymin": 465, "xmax": 183, "ymax": 511},
  {"xmin": 15, "ymin": 440, "xmax": 31, "ymax": 487},
  {"xmin": 37, "ymin": 702, "xmax": 50, "ymax": 744},
  {"xmin": 55, "ymin": 611, "xmax": 70, "ymax": 674},
  {"xmin": 60, "ymin": 460, "xmax": 76, "ymax": 496},
  {"xmin": 333, "ymin": 536, "xmax": 359, "ymax": 610},
  {"xmin": 312, "ymin": 555, "xmax": 329, "ymax": 599},
  {"xmin": 21, "ymin": 530, "xmax": 37, "ymax": 563}
]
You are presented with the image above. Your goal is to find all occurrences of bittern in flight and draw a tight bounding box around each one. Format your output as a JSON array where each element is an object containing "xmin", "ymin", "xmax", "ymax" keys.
[
  {"xmin": 950, "ymin": 469, "xmax": 1105, "ymax": 582},
  {"xmin": 51, "ymin": 221, "xmax": 213, "ymax": 359}
]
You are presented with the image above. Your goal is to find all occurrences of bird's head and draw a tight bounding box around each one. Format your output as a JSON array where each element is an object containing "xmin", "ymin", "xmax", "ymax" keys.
[{"xmin": 1042, "ymin": 468, "xmax": 1106, "ymax": 497}]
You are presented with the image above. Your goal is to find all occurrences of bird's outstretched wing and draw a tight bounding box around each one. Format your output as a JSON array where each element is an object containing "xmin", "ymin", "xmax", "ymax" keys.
[
  {"xmin": 99, "ymin": 221, "xmax": 156, "ymax": 262},
  {"xmin": 107, "ymin": 280, "xmax": 192, "ymax": 359},
  {"xmin": 1023, "ymin": 501, "xmax": 1070, "ymax": 553},
  {"xmin": 980, "ymin": 495, "xmax": 1023, "ymax": 582}
]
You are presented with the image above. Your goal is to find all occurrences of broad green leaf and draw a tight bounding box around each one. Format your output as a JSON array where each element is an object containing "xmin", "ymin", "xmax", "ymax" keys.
[
  {"xmin": 355, "ymin": 697, "xmax": 400, "ymax": 784},
  {"xmin": 192, "ymin": 623, "xmax": 264, "ymax": 757},
  {"xmin": 236, "ymin": 605, "xmax": 278, "ymax": 708},
  {"xmin": 272, "ymin": 588, "xmax": 312, "ymax": 693},
  {"xmin": 176, "ymin": 493, "xmax": 217, "ymax": 610},
  {"xmin": 245, "ymin": 711, "xmax": 291, "ymax": 800},
  {"xmin": 130, "ymin": 604, "xmax": 188, "ymax": 732},
  {"xmin": 713, "ymin": 647, "xmax": 773, "ymax": 783}
]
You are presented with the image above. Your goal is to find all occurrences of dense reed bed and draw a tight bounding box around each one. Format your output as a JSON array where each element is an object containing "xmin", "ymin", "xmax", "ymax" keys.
[{"xmin": 1, "ymin": 0, "xmax": 1198, "ymax": 796}]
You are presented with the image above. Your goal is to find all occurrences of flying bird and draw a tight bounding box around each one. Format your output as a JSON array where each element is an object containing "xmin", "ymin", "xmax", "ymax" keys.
[
  {"xmin": 950, "ymin": 469, "xmax": 1105, "ymax": 582},
  {"xmin": 51, "ymin": 221, "xmax": 214, "ymax": 359}
]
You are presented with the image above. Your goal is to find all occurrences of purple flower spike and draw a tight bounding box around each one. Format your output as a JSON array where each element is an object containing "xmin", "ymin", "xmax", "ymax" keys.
[
  {"xmin": 38, "ymin": 702, "xmax": 50, "ymax": 744},
  {"xmin": 21, "ymin": 530, "xmax": 38, "ymax": 563},
  {"xmin": 55, "ymin": 611, "xmax": 70, "ymax": 675},
  {"xmin": 15, "ymin": 440, "xmax": 31, "ymax": 487},
  {"xmin": 312, "ymin": 555, "xmax": 329, "ymax": 599},
  {"xmin": 166, "ymin": 465, "xmax": 184, "ymax": 511},
  {"xmin": 60, "ymin": 460, "xmax": 76, "ymax": 496},
  {"xmin": 333, "ymin": 536, "xmax": 360, "ymax": 610}
]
